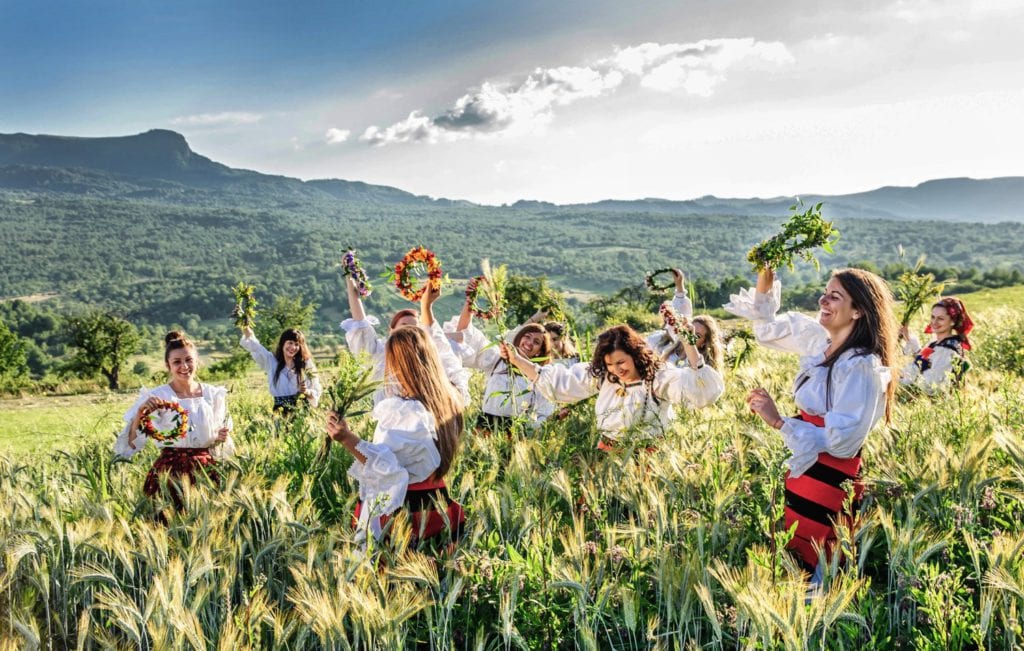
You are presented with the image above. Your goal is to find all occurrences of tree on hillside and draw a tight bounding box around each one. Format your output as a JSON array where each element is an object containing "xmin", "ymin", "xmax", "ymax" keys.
[
  {"xmin": 254, "ymin": 295, "xmax": 318, "ymax": 345},
  {"xmin": 0, "ymin": 319, "xmax": 29, "ymax": 387},
  {"xmin": 504, "ymin": 275, "xmax": 570, "ymax": 326},
  {"xmin": 64, "ymin": 311, "xmax": 141, "ymax": 390}
]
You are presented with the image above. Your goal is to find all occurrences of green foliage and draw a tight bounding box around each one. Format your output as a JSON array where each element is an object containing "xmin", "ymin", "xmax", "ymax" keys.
[
  {"xmin": 747, "ymin": 200, "xmax": 840, "ymax": 272},
  {"xmin": 64, "ymin": 310, "xmax": 141, "ymax": 390},
  {"xmin": 253, "ymin": 294, "xmax": 318, "ymax": 346},
  {"xmin": 504, "ymin": 274, "xmax": 570, "ymax": 326},
  {"xmin": 230, "ymin": 282, "xmax": 258, "ymax": 330},
  {"xmin": 894, "ymin": 253, "xmax": 952, "ymax": 327},
  {"xmin": 971, "ymin": 308, "xmax": 1024, "ymax": 377},
  {"xmin": 0, "ymin": 318, "xmax": 28, "ymax": 387}
]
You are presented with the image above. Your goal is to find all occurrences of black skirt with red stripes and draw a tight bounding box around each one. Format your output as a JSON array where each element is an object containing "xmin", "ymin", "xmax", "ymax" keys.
[
  {"xmin": 783, "ymin": 411, "xmax": 864, "ymax": 571},
  {"xmin": 354, "ymin": 478, "xmax": 465, "ymax": 546},
  {"xmin": 143, "ymin": 446, "xmax": 221, "ymax": 510}
]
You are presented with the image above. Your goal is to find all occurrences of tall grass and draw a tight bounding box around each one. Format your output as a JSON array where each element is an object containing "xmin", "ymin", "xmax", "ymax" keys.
[{"xmin": 1, "ymin": 314, "xmax": 1023, "ymax": 649}]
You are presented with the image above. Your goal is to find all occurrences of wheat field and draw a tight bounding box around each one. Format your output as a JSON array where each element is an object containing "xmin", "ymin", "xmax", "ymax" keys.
[{"xmin": 1, "ymin": 309, "xmax": 1023, "ymax": 650}]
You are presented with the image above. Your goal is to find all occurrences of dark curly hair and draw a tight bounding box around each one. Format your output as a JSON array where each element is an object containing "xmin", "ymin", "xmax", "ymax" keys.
[{"xmin": 588, "ymin": 325, "xmax": 663, "ymax": 393}]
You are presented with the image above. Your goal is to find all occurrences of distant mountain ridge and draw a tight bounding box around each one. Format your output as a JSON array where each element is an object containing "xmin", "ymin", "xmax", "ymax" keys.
[{"xmin": 1, "ymin": 129, "xmax": 1022, "ymax": 221}]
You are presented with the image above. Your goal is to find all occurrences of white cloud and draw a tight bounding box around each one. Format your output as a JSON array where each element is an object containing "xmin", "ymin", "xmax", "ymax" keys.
[
  {"xmin": 362, "ymin": 38, "xmax": 792, "ymax": 145},
  {"xmin": 170, "ymin": 111, "xmax": 263, "ymax": 127},
  {"xmin": 324, "ymin": 127, "xmax": 351, "ymax": 144}
]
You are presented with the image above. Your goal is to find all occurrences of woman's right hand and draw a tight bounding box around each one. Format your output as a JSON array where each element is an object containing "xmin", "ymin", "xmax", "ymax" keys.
[
  {"xmin": 326, "ymin": 412, "xmax": 351, "ymax": 442},
  {"xmin": 756, "ymin": 267, "xmax": 775, "ymax": 294},
  {"xmin": 672, "ymin": 268, "xmax": 685, "ymax": 291},
  {"xmin": 242, "ymin": 326, "xmax": 253, "ymax": 338},
  {"xmin": 898, "ymin": 325, "xmax": 909, "ymax": 340}
]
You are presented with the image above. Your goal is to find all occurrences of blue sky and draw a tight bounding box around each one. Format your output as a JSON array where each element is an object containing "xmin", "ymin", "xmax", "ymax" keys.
[{"xmin": 2, "ymin": 0, "xmax": 1023, "ymax": 204}]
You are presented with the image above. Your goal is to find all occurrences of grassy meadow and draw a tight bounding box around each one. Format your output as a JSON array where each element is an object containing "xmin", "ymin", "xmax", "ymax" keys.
[{"xmin": 1, "ymin": 289, "xmax": 1024, "ymax": 649}]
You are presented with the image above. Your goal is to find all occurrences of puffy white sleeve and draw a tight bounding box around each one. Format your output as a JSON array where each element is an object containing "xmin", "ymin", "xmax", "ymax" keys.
[
  {"xmin": 348, "ymin": 398, "xmax": 442, "ymax": 539},
  {"xmin": 902, "ymin": 332, "xmax": 922, "ymax": 356},
  {"xmin": 340, "ymin": 316, "xmax": 386, "ymax": 360},
  {"xmin": 671, "ymin": 290, "xmax": 693, "ymax": 319},
  {"xmin": 778, "ymin": 355, "xmax": 891, "ymax": 477},
  {"xmin": 904, "ymin": 347, "xmax": 959, "ymax": 394},
  {"xmin": 239, "ymin": 333, "xmax": 276, "ymax": 373},
  {"xmin": 304, "ymin": 366, "xmax": 323, "ymax": 407},
  {"xmin": 426, "ymin": 322, "xmax": 471, "ymax": 405},
  {"xmin": 207, "ymin": 384, "xmax": 236, "ymax": 459},
  {"xmin": 453, "ymin": 321, "xmax": 502, "ymax": 371},
  {"xmin": 113, "ymin": 387, "xmax": 153, "ymax": 459},
  {"xmin": 724, "ymin": 280, "xmax": 828, "ymax": 356},
  {"xmin": 655, "ymin": 364, "xmax": 725, "ymax": 409},
  {"xmin": 534, "ymin": 362, "xmax": 600, "ymax": 405}
]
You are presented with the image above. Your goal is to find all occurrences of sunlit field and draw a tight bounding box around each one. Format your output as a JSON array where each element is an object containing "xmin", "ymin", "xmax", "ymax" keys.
[{"xmin": 1, "ymin": 295, "xmax": 1023, "ymax": 649}]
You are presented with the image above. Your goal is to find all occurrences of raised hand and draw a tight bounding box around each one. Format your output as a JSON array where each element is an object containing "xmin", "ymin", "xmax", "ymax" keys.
[{"xmin": 746, "ymin": 387, "xmax": 783, "ymax": 430}]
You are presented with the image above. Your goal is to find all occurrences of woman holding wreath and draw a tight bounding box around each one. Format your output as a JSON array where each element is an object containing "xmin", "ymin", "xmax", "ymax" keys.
[
  {"xmin": 646, "ymin": 268, "xmax": 725, "ymax": 371},
  {"xmin": 724, "ymin": 267, "xmax": 896, "ymax": 583},
  {"xmin": 341, "ymin": 269, "xmax": 470, "ymax": 406},
  {"xmin": 899, "ymin": 297, "xmax": 973, "ymax": 393},
  {"xmin": 114, "ymin": 331, "xmax": 234, "ymax": 509},
  {"xmin": 500, "ymin": 323, "xmax": 723, "ymax": 448}
]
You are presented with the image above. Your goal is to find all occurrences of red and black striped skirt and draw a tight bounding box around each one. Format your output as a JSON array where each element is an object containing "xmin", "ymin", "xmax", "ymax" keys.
[
  {"xmin": 143, "ymin": 447, "xmax": 221, "ymax": 509},
  {"xmin": 354, "ymin": 478, "xmax": 465, "ymax": 545},
  {"xmin": 783, "ymin": 411, "xmax": 864, "ymax": 571}
]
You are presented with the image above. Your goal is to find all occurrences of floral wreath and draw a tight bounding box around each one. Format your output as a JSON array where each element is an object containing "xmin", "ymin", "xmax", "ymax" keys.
[
  {"xmin": 660, "ymin": 302, "xmax": 698, "ymax": 346},
  {"xmin": 341, "ymin": 249, "xmax": 373, "ymax": 298},
  {"xmin": 393, "ymin": 246, "xmax": 443, "ymax": 302},
  {"xmin": 139, "ymin": 399, "xmax": 190, "ymax": 444},
  {"xmin": 231, "ymin": 282, "xmax": 258, "ymax": 331},
  {"xmin": 645, "ymin": 268, "xmax": 675, "ymax": 292},
  {"xmin": 465, "ymin": 275, "xmax": 502, "ymax": 320}
]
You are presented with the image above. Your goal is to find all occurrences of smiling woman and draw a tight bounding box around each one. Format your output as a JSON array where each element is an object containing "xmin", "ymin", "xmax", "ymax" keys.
[{"xmin": 725, "ymin": 267, "xmax": 897, "ymax": 585}]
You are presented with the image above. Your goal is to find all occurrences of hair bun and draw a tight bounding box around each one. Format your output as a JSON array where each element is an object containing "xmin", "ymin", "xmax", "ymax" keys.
[{"xmin": 164, "ymin": 330, "xmax": 187, "ymax": 346}]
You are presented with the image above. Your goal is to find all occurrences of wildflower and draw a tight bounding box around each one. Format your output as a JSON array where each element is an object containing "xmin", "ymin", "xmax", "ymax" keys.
[
  {"xmin": 583, "ymin": 541, "xmax": 598, "ymax": 555},
  {"xmin": 741, "ymin": 480, "xmax": 752, "ymax": 496},
  {"xmin": 609, "ymin": 545, "xmax": 627, "ymax": 564},
  {"xmin": 980, "ymin": 486, "xmax": 996, "ymax": 510}
]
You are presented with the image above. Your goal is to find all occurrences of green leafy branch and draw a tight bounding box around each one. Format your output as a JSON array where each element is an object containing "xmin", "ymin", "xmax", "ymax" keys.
[{"xmin": 747, "ymin": 201, "xmax": 839, "ymax": 272}]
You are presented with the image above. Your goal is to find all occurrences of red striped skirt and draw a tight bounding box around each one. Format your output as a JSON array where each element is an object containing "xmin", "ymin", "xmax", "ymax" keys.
[
  {"xmin": 143, "ymin": 447, "xmax": 220, "ymax": 509},
  {"xmin": 783, "ymin": 411, "xmax": 864, "ymax": 570},
  {"xmin": 354, "ymin": 478, "xmax": 465, "ymax": 544}
]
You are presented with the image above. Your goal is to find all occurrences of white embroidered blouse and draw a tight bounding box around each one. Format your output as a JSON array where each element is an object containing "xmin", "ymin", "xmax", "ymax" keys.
[
  {"xmin": 347, "ymin": 397, "xmax": 443, "ymax": 540},
  {"xmin": 239, "ymin": 333, "xmax": 322, "ymax": 406},
  {"xmin": 340, "ymin": 316, "xmax": 471, "ymax": 406},
  {"xmin": 444, "ymin": 318, "xmax": 554, "ymax": 427},
  {"xmin": 899, "ymin": 333, "xmax": 964, "ymax": 394},
  {"xmin": 533, "ymin": 360, "xmax": 724, "ymax": 441},
  {"xmin": 723, "ymin": 280, "xmax": 892, "ymax": 477},
  {"xmin": 113, "ymin": 384, "xmax": 235, "ymax": 459}
]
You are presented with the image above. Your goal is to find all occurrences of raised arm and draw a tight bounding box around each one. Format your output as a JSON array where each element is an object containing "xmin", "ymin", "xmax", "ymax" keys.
[
  {"xmin": 345, "ymin": 276, "xmax": 368, "ymax": 322},
  {"xmin": 239, "ymin": 327, "xmax": 276, "ymax": 372}
]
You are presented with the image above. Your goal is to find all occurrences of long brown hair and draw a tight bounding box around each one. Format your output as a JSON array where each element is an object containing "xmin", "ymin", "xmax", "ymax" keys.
[
  {"xmin": 512, "ymin": 323, "xmax": 552, "ymax": 363},
  {"xmin": 389, "ymin": 309, "xmax": 419, "ymax": 331},
  {"xmin": 692, "ymin": 315, "xmax": 724, "ymax": 371},
  {"xmin": 273, "ymin": 328, "xmax": 314, "ymax": 390},
  {"xmin": 589, "ymin": 325, "xmax": 663, "ymax": 397},
  {"xmin": 385, "ymin": 326, "xmax": 464, "ymax": 479},
  {"xmin": 824, "ymin": 269, "xmax": 897, "ymax": 421}
]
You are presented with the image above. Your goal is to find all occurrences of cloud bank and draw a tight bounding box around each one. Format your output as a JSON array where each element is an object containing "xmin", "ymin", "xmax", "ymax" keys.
[
  {"xmin": 170, "ymin": 111, "xmax": 263, "ymax": 127},
  {"xmin": 361, "ymin": 38, "xmax": 792, "ymax": 146}
]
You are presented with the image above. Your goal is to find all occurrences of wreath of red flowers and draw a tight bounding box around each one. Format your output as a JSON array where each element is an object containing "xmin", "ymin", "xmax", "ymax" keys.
[
  {"xmin": 139, "ymin": 399, "xmax": 190, "ymax": 443},
  {"xmin": 393, "ymin": 246, "xmax": 443, "ymax": 302},
  {"xmin": 465, "ymin": 275, "xmax": 502, "ymax": 320}
]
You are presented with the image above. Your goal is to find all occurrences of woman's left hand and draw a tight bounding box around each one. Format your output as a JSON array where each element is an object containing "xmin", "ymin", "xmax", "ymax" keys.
[{"xmin": 747, "ymin": 387, "xmax": 783, "ymax": 429}]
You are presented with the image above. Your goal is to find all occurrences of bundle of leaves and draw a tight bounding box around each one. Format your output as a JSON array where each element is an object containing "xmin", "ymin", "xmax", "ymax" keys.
[
  {"xmin": 314, "ymin": 352, "xmax": 381, "ymax": 467},
  {"xmin": 894, "ymin": 254, "xmax": 952, "ymax": 327},
  {"xmin": 747, "ymin": 201, "xmax": 839, "ymax": 272},
  {"xmin": 231, "ymin": 282, "xmax": 258, "ymax": 330}
]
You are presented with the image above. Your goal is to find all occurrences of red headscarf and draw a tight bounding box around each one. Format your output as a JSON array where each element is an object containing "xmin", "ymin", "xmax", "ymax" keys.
[{"xmin": 924, "ymin": 297, "xmax": 973, "ymax": 350}]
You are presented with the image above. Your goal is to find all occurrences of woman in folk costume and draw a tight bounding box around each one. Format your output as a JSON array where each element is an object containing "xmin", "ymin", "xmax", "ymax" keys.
[
  {"xmin": 240, "ymin": 326, "xmax": 322, "ymax": 414},
  {"xmin": 500, "ymin": 324, "xmax": 724, "ymax": 449},
  {"xmin": 115, "ymin": 331, "xmax": 235, "ymax": 510},
  {"xmin": 341, "ymin": 276, "xmax": 470, "ymax": 405},
  {"xmin": 327, "ymin": 325, "xmax": 465, "ymax": 546},
  {"xmin": 725, "ymin": 267, "xmax": 896, "ymax": 583},
  {"xmin": 899, "ymin": 297, "xmax": 973, "ymax": 393},
  {"xmin": 647, "ymin": 269, "xmax": 725, "ymax": 371},
  {"xmin": 444, "ymin": 300, "xmax": 555, "ymax": 433}
]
